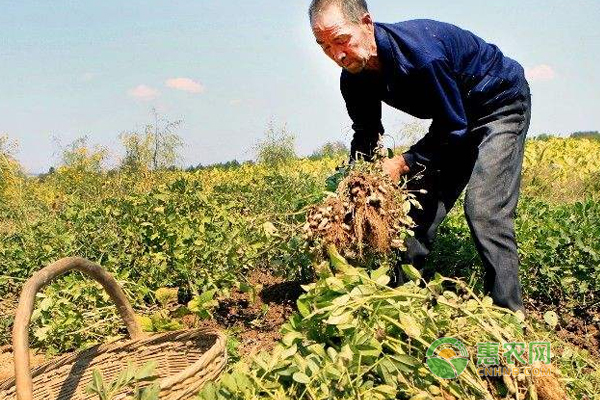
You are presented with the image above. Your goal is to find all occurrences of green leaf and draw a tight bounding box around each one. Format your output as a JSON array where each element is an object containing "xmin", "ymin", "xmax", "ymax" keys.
[
  {"xmin": 325, "ymin": 166, "xmax": 348, "ymax": 192},
  {"xmin": 292, "ymin": 372, "xmax": 311, "ymax": 384},
  {"xmin": 324, "ymin": 364, "xmax": 342, "ymax": 379},
  {"xmin": 135, "ymin": 361, "xmax": 158, "ymax": 381},
  {"xmin": 401, "ymin": 264, "xmax": 421, "ymax": 281},
  {"xmin": 374, "ymin": 384, "xmax": 397, "ymax": 396},
  {"xmin": 137, "ymin": 315, "xmax": 153, "ymax": 332},
  {"xmin": 326, "ymin": 244, "xmax": 350, "ymax": 273},
  {"xmin": 87, "ymin": 369, "xmax": 106, "ymax": 399},
  {"xmin": 314, "ymin": 260, "xmax": 333, "ymax": 278},
  {"xmin": 281, "ymin": 343, "xmax": 298, "ymax": 359},
  {"xmin": 399, "ymin": 314, "xmax": 421, "ymax": 338},
  {"xmin": 326, "ymin": 312, "xmax": 353, "ymax": 326},
  {"xmin": 410, "ymin": 392, "xmax": 434, "ymax": 400},
  {"xmin": 238, "ymin": 281, "xmax": 253, "ymax": 293},
  {"xmin": 356, "ymin": 342, "xmax": 382, "ymax": 358},
  {"xmin": 392, "ymin": 353, "xmax": 419, "ymax": 368},
  {"xmin": 220, "ymin": 373, "xmax": 238, "ymax": 392},
  {"xmin": 543, "ymin": 311, "xmax": 559, "ymax": 329},
  {"xmin": 34, "ymin": 326, "xmax": 50, "ymax": 342},
  {"xmin": 282, "ymin": 331, "xmax": 304, "ymax": 346},
  {"xmin": 38, "ymin": 296, "xmax": 53, "ymax": 311},
  {"xmin": 110, "ymin": 362, "xmax": 133, "ymax": 392},
  {"xmin": 262, "ymin": 221, "xmax": 278, "ymax": 236},
  {"xmin": 296, "ymin": 299, "xmax": 311, "ymax": 317},
  {"xmin": 197, "ymin": 288, "xmax": 217, "ymax": 304},
  {"xmin": 306, "ymin": 344, "xmax": 326, "ymax": 359},
  {"xmin": 155, "ymin": 287, "xmax": 178, "ymax": 305},
  {"xmin": 326, "ymin": 346, "xmax": 338, "ymax": 361},
  {"xmin": 371, "ymin": 266, "xmax": 389, "ymax": 281},
  {"xmin": 376, "ymin": 274, "xmax": 390, "ymax": 286},
  {"xmin": 137, "ymin": 384, "xmax": 160, "ymax": 400}
]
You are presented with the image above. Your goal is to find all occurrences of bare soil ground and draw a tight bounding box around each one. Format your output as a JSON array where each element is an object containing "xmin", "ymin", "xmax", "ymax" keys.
[
  {"xmin": 526, "ymin": 298, "xmax": 600, "ymax": 359},
  {"xmin": 182, "ymin": 269, "xmax": 303, "ymax": 358}
]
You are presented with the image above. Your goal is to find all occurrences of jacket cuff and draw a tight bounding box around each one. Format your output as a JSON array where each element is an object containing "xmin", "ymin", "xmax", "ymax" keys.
[{"xmin": 401, "ymin": 152, "xmax": 416, "ymax": 170}]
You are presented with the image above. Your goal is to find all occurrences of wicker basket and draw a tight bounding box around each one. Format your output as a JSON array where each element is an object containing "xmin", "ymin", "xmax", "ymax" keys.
[{"xmin": 0, "ymin": 257, "xmax": 227, "ymax": 400}]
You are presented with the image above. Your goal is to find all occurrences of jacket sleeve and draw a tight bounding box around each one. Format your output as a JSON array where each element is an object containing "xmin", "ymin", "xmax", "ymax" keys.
[
  {"xmin": 340, "ymin": 71, "xmax": 384, "ymax": 161},
  {"xmin": 402, "ymin": 58, "xmax": 468, "ymax": 170}
]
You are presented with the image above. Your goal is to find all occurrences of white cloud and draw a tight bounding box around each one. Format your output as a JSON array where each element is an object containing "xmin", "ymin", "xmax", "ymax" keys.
[
  {"xmin": 128, "ymin": 85, "xmax": 159, "ymax": 101},
  {"xmin": 229, "ymin": 99, "xmax": 242, "ymax": 106},
  {"xmin": 525, "ymin": 64, "xmax": 557, "ymax": 82},
  {"xmin": 165, "ymin": 77, "xmax": 205, "ymax": 93}
]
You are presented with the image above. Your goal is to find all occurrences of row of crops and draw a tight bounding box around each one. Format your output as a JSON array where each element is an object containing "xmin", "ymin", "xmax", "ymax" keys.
[{"xmin": 1, "ymin": 137, "xmax": 600, "ymax": 398}]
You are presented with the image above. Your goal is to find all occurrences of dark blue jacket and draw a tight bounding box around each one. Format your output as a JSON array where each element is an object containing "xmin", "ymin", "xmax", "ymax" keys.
[{"xmin": 342, "ymin": 19, "xmax": 528, "ymax": 167}]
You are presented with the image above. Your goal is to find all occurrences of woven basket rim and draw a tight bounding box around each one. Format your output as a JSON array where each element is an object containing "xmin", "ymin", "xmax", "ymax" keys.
[{"xmin": 0, "ymin": 327, "xmax": 226, "ymax": 390}]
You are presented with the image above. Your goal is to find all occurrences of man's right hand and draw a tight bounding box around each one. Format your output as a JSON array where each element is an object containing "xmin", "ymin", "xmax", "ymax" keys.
[{"xmin": 381, "ymin": 155, "xmax": 410, "ymax": 182}]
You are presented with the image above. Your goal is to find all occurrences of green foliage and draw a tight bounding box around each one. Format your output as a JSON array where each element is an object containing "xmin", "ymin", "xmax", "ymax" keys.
[
  {"xmin": 325, "ymin": 164, "xmax": 349, "ymax": 192},
  {"xmin": 427, "ymin": 196, "xmax": 600, "ymax": 315},
  {"xmin": 187, "ymin": 160, "xmax": 243, "ymax": 172},
  {"xmin": 200, "ymin": 255, "xmax": 600, "ymax": 399},
  {"xmin": 521, "ymin": 137, "xmax": 600, "ymax": 201},
  {"xmin": 531, "ymin": 133, "xmax": 554, "ymax": 141},
  {"xmin": 0, "ymin": 158, "xmax": 335, "ymax": 352},
  {"xmin": 309, "ymin": 141, "xmax": 348, "ymax": 160},
  {"xmin": 60, "ymin": 136, "xmax": 109, "ymax": 174},
  {"xmin": 0, "ymin": 133, "xmax": 21, "ymax": 199},
  {"xmin": 188, "ymin": 289, "xmax": 218, "ymax": 320},
  {"xmin": 120, "ymin": 110, "xmax": 183, "ymax": 172},
  {"xmin": 0, "ymin": 314, "xmax": 13, "ymax": 346},
  {"xmin": 1, "ymin": 137, "xmax": 600, "ymax": 398},
  {"xmin": 517, "ymin": 198, "xmax": 600, "ymax": 311},
  {"xmin": 87, "ymin": 361, "xmax": 159, "ymax": 400},
  {"xmin": 199, "ymin": 256, "xmax": 531, "ymax": 400},
  {"xmin": 154, "ymin": 287, "xmax": 179, "ymax": 306},
  {"xmin": 570, "ymin": 130, "xmax": 600, "ymax": 139},
  {"xmin": 138, "ymin": 311, "xmax": 183, "ymax": 332},
  {"xmin": 255, "ymin": 122, "xmax": 297, "ymax": 166}
]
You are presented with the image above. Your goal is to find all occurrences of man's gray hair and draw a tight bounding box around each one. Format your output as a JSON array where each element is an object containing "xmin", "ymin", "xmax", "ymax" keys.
[{"xmin": 308, "ymin": 0, "xmax": 369, "ymax": 24}]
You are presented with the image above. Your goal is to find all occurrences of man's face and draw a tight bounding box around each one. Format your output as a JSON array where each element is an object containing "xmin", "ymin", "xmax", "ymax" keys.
[{"xmin": 311, "ymin": 4, "xmax": 375, "ymax": 74}]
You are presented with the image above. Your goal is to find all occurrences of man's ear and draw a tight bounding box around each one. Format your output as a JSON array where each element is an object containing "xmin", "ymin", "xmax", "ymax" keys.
[{"xmin": 361, "ymin": 12, "xmax": 373, "ymax": 27}]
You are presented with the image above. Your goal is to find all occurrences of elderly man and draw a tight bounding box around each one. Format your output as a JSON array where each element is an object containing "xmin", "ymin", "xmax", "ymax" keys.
[{"xmin": 309, "ymin": 0, "xmax": 531, "ymax": 312}]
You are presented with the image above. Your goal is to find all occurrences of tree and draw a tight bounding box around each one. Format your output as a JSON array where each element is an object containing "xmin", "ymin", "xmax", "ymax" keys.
[
  {"xmin": 532, "ymin": 133, "xmax": 554, "ymax": 141},
  {"xmin": 0, "ymin": 134, "xmax": 21, "ymax": 197},
  {"xmin": 120, "ymin": 109, "xmax": 183, "ymax": 172},
  {"xmin": 570, "ymin": 130, "xmax": 600, "ymax": 140},
  {"xmin": 60, "ymin": 136, "xmax": 108, "ymax": 173},
  {"xmin": 310, "ymin": 141, "xmax": 349, "ymax": 159},
  {"xmin": 254, "ymin": 121, "xmax": 297, "ymax": 166}
]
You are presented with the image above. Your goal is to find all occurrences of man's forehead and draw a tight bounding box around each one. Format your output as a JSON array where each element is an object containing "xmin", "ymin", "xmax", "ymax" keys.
[
  {"xmin": 311, "ymin": 4, "xmax": 348, "ymax": 33},
  {"xmin": 313, "ymin": 24, "xmax": 348, "ymax": 41}
]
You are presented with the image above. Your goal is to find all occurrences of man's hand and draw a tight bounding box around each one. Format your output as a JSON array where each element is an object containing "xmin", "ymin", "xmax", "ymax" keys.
[{"xmin": 381, "ymin": 155, "xmax": 410, "ymax": 182}]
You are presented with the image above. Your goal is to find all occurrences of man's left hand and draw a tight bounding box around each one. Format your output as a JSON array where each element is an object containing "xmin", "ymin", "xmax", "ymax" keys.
[{"xmin": 381, "ymin": 155, "xmax": 410, "ymax": 182}]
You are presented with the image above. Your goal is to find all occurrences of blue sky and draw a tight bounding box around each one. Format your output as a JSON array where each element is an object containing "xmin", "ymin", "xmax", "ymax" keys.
[{"xmin": 2, "ymin": 0, "xmax": 599, "ymax": 173}]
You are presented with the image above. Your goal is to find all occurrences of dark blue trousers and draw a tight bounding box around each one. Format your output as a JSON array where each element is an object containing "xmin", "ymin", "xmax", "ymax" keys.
[{"xmin": 402, "ymin": 83, "xmax": 532, "ymax": 312}]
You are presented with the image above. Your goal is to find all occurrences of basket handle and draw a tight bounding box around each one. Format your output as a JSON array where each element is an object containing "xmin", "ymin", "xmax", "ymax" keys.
[{"xmin": 12, "ymin": 257, "xmax": 144, "ymax": 400}]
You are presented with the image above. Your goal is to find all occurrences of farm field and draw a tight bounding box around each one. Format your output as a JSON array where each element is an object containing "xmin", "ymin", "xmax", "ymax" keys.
[{"xmin": 1, "ymin": 137, "xmax": 600, "ymax": 399}]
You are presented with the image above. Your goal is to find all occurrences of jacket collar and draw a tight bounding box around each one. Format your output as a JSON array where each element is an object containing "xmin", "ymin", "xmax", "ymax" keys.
[{"xmin": 374, "ymin": 22, "xmax": 409, "ymax": 77}]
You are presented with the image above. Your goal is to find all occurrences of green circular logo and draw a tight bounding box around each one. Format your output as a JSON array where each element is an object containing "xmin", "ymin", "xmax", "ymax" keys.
[{"xmin": 426, "ymin": 337, "xmax": 469, "ymax": 379}]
